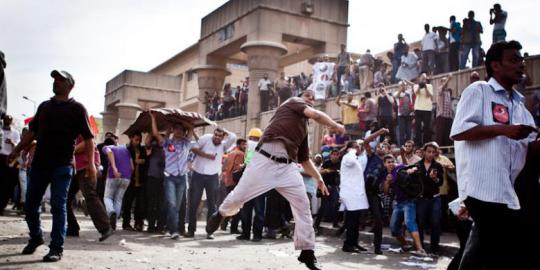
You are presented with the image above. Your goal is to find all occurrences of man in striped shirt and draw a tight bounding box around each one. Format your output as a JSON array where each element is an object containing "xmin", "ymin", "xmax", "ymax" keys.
[{"xmin": 450, "ymin": 40, "xmax": 536, "ymax": 269}]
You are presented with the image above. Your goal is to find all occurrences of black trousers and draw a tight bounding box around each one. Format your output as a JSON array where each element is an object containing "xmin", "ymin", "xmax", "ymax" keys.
[
  {"xmin": 314, "ymin": 185, "xmax": 339, "ymax": 228},
  {"xmin": 449, "ymin": 42, "xmax": 460, "ymax": 72},
  {"xmin": 0, "ymin": 154, "xmax": 18, "ymax": 212},
  {"xmin": 447, "ymin": 218, "xmax": 472, "ymax": 270},
  {"xmin": 260, "ymin": 91, "xmax": 270, "ymax": 112},
  {"xmin": 378, "ymin": 115, "xmax": 396, "ymax": 143},
  {"xmin": 435, "ymin": 116, "xmax": 453, "ymax": 147},
  {"xmin": 414, "ymin": 110, "xmax": 432, "ymax": 146},
  {"xmin": 460, "ymin": 197, "xmax": 518, "ymax": 270},
  {"xmin": 264, "ymin": 189, "xmax": 292, "ymax": 230},
  {"xmin": 343, "ymin": 209, "xmax": 366, "ymax": 248},
  {"xmin": 367, "ymin": 193, "xmax": 383, "ymax": 250},
  {"xmin": 188, "ymin": 172, "xmax": 218, "ymax": 233},
  {"xmin": 122, "ymin": 181, "xmax": 146, "ymax": 227},
  {"xmin": 146, "ymin": 176, "xmax": 164, "ymax": 230},
  {"xmin": 240, "ymin": 194, "xmax": 266, "ymax": 238}
]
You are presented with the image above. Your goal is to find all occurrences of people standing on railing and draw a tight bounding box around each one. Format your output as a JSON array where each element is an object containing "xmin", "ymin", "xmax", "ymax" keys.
[
  {"xmin": 396, "ymin": 45, "xmax": 420, "ymax": 82},
  {"xmin": 448, "ymin": 16, "xmax": 462, "ymax": 72},
  {"xmin": 435, "ymin": 75, "xmax": 454, "ymax": 147},
  {"xmin": 460, "ymin": 10, "xmax": 484, "ymax": 69},
  {"xmin": 392, "ymin": 34, "xmax": 407, "ymax": 83},
  {"xmin": 421, "ymin": 24, "xmax": 439, "ymax": 75},
  {"xmin": 489, "ymin": 4, "xmax": 507, "ymax": 43}
]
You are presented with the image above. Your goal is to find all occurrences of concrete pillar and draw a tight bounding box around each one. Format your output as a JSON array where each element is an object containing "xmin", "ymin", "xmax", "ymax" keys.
[
  {"xmin": 115, "ymin": 103, "xmax": 142, "ymax": 144},
  {"xmin": 240, "ymin": 41, "xmax": 287, "ymax": 129},
  {"xmin": 193, "ymin": 65, "xmax": 231, "ymax": 114},
  {"xmin": 101, "ymin": 110, "xmax": 118, "ymax": 137}
]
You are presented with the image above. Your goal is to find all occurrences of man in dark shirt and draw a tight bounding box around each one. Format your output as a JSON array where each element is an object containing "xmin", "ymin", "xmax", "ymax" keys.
[
  {"xmin": 122, "ymin": 132, "xmax": 147, "ymax": 231},
  {"xmin": 414, "ymin": 142, "xmax": 444, "ymax": 254},
  {"xmin": 313, "ymin": 149, "xmax": 340, "ymax": 232},
  {"xmin": 207, "ymin": 90, "xmax": 345, "ymax": 270},
  {"xmin": 9, "ymin": 70, "xmax": 96, "ymax": 262}
]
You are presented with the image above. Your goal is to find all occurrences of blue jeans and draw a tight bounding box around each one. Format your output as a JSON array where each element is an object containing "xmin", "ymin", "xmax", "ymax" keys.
[
  {"xmin": 164, "ymin": 174, "xmax": 187, "ymax": 234},
  {"xmin": 398, "ymin": 115, "xmax": 412, "ymax": 146},
  {"xmin": 390, "ymin": 201, "xmax": 418, "ymax": 237},
  {"xmin": 25, "ymin": 166, "xmax": 73, "ymax": 251},
  {"xmin": 188, "ymin": 172, "xmax": 218, "ymax": 233},
  {"xmin": 416, "ymin": 197, "xmax": 442, "ymax": 252},
  {"xmin": 460, "ymin": 43, "xmax": 481, "ymax": 68}
]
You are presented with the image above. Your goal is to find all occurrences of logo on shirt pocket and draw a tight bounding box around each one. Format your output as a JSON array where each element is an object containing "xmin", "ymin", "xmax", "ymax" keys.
[{"xmin": 492, "ymin": 102, "xmax": 509, "ymax": 124}]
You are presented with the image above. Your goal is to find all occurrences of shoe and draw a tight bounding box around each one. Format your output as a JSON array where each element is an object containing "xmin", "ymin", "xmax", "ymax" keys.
[
  {"xmin": 236, "ymin": 235, "xmax": 250, "ymax": 241},
  {"xmin": 354, "ymin": 244, "xmax": 368, "ymax": 252},
  {"xmin": 342, "ymin": 245, "xmax": 361, "ymax": 253},
  {"xmin": 374, "ymin": 248, "xmax": 383, "ymax": 255},
  {"xmin": 146, "ymin": 227, "xmax": 156, "ymax": 233},
  {"xmin": 109, "ymin": 213, "xmax": 117, "ymax": 231},
  {"xmin": 43, "ymin": 249, "xmax": 62, "ymax": 262},
  {"xmin": 411, "ymin": 249, "xmax": 428, "ymax": 257},
  {"xmin": 206, "ymin": 234, "xmax": 214, "ymax": 240},
  {"xmin": 230, "ymin": 228, "xmax": 241, "ymax": 234},
  {"xmin": 205, "ymin": 212, "xmax": 223, "ymax": 235},
  {"xmin": 122, "ymin": 224, "xmax": 135, "ymax": 231},
  {"xmin": 99, "ymin": 228, "xmax": 114, "ymax": 242},
  {"xmin": 66, "ymin": 230, "xmax": 79, "ymax": 237},
  {"xmin": 263, "ymin": 233, "xmax": 277, "ymax": 239},
  {"xmin": 171, "ymin": 233, "xmax": 180, "ymax": 240},
  {"xmin": 134, "ymin": 222, "xmax": 143, "ymax": 232},
  {"xmin": 184, "ymin": 231, "xmax": 195, "ymax": 238},
  {"xmin": 21, "ymin": 238, "xmax": 44, "ymax": 254},
  {"xmin": 298, "ymin": 250, "xmax": 322, "ymax": 270},
  {"xmin": 252, "ymin": 236, "xmax": 262, "ymax": 242},
  {"xmin": 335, "ymin": 227, "xmax": 345, "ymax": 237}
]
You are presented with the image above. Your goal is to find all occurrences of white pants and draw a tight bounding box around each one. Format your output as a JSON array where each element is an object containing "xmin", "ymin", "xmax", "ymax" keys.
[
  {"xmin": 19, "ymin": 169, "xmax": 27, "ymax": 203},
  {"xmin": 104, "ymin": 178, "xmax": 130, "ymax": 216},
  {"xmin": 219, "ymin": 142, "xmax": 315, "ymax": 250}
]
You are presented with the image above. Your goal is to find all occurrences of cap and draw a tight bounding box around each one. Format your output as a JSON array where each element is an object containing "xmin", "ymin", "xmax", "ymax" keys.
[
  {"xmin": 248, "ymin": 128, "xmax": 263, "ymax": 138},
  {"xmin": 51, "ymin": 70, "xmax": 75, "ymax": 85}
]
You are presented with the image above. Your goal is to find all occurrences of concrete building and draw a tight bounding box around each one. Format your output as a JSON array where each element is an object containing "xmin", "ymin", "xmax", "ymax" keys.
[{"xmin": 103, "ymin": 0, "xmax": 349, "ymax": 143}]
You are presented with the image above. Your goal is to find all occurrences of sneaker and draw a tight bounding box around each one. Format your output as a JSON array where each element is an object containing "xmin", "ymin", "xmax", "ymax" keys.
[
  {"xmin": 43, "ymin": 249, "xmax": 63, "ymax": 262},
  {"xmin": 109, "ymin": 213, "xmax": 117, "ymax": 231},
  {"xmin": 184, "ymin": 231, "xmax": 195, "ymax": 238},
  {"xmin": 99, "ymin": 228, "xmax": 114, "ymax": 242},
  {"xmin": 205, "ymin": 212, "xmax": 223, "ymax": 235},
  {"xmin": 374, "ymin": 248, "xmax": 383, "ymax": 255},
  {"xmin": 252, "ymin": 236, "xmax": 262, "ymax": 242},
  {"xmin": 170, "ymin": 233, "xmax": 180, "ymax": 240},
  {"xmin": 122, "ymin": 224, "xmax": 135, "ymax": 231},
  {"xmin": 411, "ymin": 249, "xmax": 428, "ymax": 257},
  {"xmin": 354, "ymin": 244, "xmax": 368, "ymax": 252},
  {"xmin": 21, "ymin": 238, "xmax": 44, "ymax": 254},
  {"xmin": 342, "ymin": 245, "xmax": 361, "ymax": 253},
  {"xmin": 297, "ymin": 250, "xmax": 322, "ymax": 270},
  {"xmin": 206, "ymin": 234, "xmax": 215, "ymax": 240},
  {"xmin": 236, "ymin": 235, "xmax": 250, "ymax": 241}
]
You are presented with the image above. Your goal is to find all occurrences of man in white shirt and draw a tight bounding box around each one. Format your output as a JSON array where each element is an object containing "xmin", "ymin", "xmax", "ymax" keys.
[
  {"xmin": 451, "ymin": 40, "xmax": 536, "ymax": 269},
  {"xmin": 339, "ymin": 141, "xmax": 369, "ymax": 253},
  {"xmin": 258, "ymin": 73, "xmax": 273, "ymax": 112},
  {"xmin": 421, "ymin": 24, "xmax": 438, "ymax": 75},
  {"xmin": 0, "ymin": 115, "xmax": 20, "ymax": 214},
  {"xmin": 188, "ymin": 128, "xmax": 236, "ymax": 239},
  {"xmin": 489, "ymin": 4, "xmax": 508, "ymax": 43}
]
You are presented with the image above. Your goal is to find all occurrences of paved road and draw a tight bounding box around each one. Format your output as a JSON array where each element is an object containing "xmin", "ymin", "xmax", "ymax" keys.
[{"xmin": 0, "ymin": 211, "xmax": 452, "ymax": 270}]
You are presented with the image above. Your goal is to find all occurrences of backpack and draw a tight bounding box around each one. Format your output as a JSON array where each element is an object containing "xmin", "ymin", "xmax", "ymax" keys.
[
  {"xmin": 396, "ymin": 165, "xmax": 424, "ymax": 200},
  {"xmin": 398, "ymin": 92, "xmax": 413, "ymax": 116}
]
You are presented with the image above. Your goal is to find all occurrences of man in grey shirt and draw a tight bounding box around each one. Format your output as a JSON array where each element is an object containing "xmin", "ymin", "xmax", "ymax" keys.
[{"xmin": 335, "ymin": 44, "xmax": 351, "ymax": 91}]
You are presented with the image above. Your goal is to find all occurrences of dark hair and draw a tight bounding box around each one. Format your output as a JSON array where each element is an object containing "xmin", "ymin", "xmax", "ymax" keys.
[
  {"xmin": 485, "ymin": 40, "xmax": 523, "ymax": 78},
  {"xmin": 494, "ymin": 3, "xmax": 501, "ymax": 9},
  {"xmin": 236, "ymin": 138, "xmax": 247, "ymax": 146},
  {"xmin": 450, "ymin": 15, "xmax": 456, "ymax": 21},
  {"xmin": 345, "ymin": 140, "xmax": 357, "ymax": 150},
  {"xmin": 383, "ymin": 154, "xmax": 395, "ymax": 163},
  {"xmin": 129, "ymin": 131, "xmax": 142, "ymax": 138},
  {"xmin": 422, "ymin": 142, "xmax": 439, "ymax": 151},
  {"xmin": 404, "ymin": 140, "xmax": 415, "ymax": 146},
  {"xmin": 330, "ymin": 149, "xmax": 340, "ymax": 154},
  {"xmin": 365, "ymin": 92, "xmax": 371, "ymax": 98},
  {"xmin": 104, "ymin": 138, "xmax": 116, "ymax": 145},
  {"xmin": 214, "ymin": 127, "xmax": 225, "ymax": 134}
]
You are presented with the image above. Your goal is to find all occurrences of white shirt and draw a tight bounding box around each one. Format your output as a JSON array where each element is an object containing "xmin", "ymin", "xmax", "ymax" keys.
[
  {"xmin": 450, "ymin": 78, "xmax": 536, "ymax": 209},
  {"xmin": 421, "ymin": 32, "xmax": 438, "ymax": 51},
  {"xmin": 339, "ymin": 149, "xmax": 369, "ymax": 211},
  {"xmin": 258, "ymin": 78, "xmax": 272, "ymax": 91},
  {"xmin": 0, "ymin": 128, "xmax": 20, "ymax": 156},
  {"xmin": 191, "ymin": 132, "xmax": 237, "ymax": 175}
]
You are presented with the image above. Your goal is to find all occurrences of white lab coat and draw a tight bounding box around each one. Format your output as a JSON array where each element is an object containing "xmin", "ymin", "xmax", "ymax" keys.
[{"xmin": 339, "ymin": 149, "xmax": 369, "ymax": 211}]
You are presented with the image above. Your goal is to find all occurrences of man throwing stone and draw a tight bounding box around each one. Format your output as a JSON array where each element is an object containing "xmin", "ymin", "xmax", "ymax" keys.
[{"xmin": 206, "ymin": 90, "xmax": 345, "ymax": 270}]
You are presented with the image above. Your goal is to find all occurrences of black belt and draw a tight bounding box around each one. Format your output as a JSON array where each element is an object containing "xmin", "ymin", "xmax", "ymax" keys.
[{"xmin": 255, "ymin": 145, "xmax": 293, "ymax": 164}]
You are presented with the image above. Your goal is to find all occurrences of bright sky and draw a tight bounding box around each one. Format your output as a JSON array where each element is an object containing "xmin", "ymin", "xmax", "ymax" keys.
[{"xmin": 1, "ymin": 0, "xmax": 538, "ymax": 121}]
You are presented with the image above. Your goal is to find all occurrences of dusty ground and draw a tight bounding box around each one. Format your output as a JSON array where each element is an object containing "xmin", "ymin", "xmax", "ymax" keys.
[{"xmin": 0, "ymin": 210, "xmax": 452, "ymax": 270}]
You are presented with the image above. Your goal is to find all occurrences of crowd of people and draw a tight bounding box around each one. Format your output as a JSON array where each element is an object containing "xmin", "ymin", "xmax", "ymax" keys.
[{"xmin": 0, "ymin": 3, "xmax": 539, "ymax": 270}]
